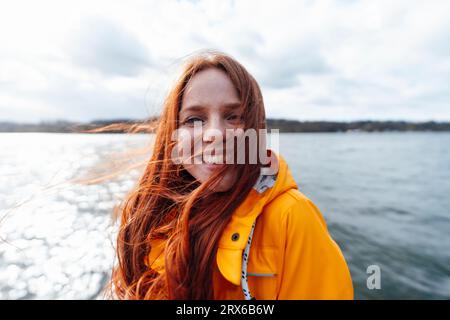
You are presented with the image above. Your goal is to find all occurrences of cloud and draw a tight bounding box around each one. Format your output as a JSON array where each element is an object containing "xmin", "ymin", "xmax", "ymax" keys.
[
  {"xmin": 70, "ymin": 17, "xmax": 152, "ymax": 77},
  {"xmin": 0, "ymin": 0, "xmax": 449, "ymax": 122},
  {"xmin": 253, "ymin": 41, "xmax": 331, "ymax": 89}
]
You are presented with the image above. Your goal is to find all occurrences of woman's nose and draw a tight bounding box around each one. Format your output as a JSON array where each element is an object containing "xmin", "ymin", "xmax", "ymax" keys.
[{"xmin": 203, "ymin": 117, "xmax": 226, "ymax": 143}]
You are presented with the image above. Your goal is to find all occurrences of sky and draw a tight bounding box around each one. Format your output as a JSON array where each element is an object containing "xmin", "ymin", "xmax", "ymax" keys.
[{"xmin": 0, "ymin": 0, "xmax": 449, "ymax": 123}]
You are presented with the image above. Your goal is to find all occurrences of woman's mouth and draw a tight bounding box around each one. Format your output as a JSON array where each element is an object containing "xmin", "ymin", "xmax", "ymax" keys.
[
  {"xmin": 202, "ymin": 163, "xmax": 225, "ymax": 171},
  {"xmin": 201, "ymin": 156, "xmax": 226, "ymax": 170}
]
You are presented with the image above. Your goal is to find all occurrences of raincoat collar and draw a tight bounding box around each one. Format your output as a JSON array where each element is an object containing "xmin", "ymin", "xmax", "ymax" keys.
[{"xmin": 216, "ymin": 150, "xmax": 298, "ymax": 285}]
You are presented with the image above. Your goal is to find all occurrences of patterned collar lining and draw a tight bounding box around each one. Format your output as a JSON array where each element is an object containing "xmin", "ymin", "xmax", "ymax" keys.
[{"xmin": 252, "ymin": 171, "xmax": 277, "ymax": 194}]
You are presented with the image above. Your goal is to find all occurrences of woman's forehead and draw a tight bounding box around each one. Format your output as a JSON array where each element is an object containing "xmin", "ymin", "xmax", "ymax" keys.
[{"xmin": 181, "ymin": 68, "xmax": 240, "ymax": 109}]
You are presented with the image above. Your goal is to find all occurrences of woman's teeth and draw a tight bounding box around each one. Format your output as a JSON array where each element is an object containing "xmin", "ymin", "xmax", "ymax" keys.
[{"xmin": 204, "ymin": 156, "xmax": 223, "ymax": 164}]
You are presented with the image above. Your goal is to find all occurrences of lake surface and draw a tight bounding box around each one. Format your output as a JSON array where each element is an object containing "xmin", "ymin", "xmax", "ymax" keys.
[{"xmin": 0, "ymin": 132, "xmax": 449, "ymax": 299}]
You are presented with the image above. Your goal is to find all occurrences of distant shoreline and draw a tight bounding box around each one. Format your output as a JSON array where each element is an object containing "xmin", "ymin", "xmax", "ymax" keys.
[{"xmin": 1, "ymin": 118, "xmax": 450, "ymax": 133}]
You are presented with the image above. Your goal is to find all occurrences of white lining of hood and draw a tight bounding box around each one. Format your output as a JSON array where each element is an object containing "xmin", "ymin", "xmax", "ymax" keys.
[{"xmin": 252, "ymin": 171, "xmax": 277, "ymax": 193}]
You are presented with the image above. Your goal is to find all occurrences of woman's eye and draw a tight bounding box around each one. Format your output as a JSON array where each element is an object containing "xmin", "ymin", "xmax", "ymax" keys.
[
  {"xmin": 227, "ymin": 114, "xmax": 243, "ymax": 122},
  {"xmin": 183, "ymin": 117, "xmax": 204, "ymax": 125}
]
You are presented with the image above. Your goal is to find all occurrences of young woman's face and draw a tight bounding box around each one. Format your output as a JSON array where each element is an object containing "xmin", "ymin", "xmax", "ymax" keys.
[{"xmin": 179, "ymin": 68, "xmax": 244, "ymax": 192}]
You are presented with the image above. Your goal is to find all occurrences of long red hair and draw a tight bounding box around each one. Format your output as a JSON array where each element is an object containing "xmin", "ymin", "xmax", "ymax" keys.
[{"xmin": 111, "ymin": 50, "xmax": 267, "ymax": 299}]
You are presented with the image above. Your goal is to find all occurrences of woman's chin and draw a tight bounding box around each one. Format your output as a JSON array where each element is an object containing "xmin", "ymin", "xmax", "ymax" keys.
[
  {"xmin": 203, "ymin": 170, "xmax": 236, "ymax": 193},
  {"xmin": 183, "ymin": 164, "xmax": 237, "ymax": 192},
  {"xmin": 206, "ymin": 181, "xmax": 232, "ymax": 193}
]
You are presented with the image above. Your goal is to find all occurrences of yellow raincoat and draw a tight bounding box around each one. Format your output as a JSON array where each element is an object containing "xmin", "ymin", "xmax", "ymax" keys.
[{"xmin": 146, "ymin": 151, "xmax": 354, "ymax": 300}]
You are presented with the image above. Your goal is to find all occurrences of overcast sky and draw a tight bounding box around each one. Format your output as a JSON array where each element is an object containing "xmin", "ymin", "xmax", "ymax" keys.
[{"xmin": 1, "ymin": 0, "xmax": 449, "ymax": 123}]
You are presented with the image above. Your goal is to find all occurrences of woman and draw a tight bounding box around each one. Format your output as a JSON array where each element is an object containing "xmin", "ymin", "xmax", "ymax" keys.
[{"xmin": 111, "ymin": 50, "xmax": 353, "ymax": 300}]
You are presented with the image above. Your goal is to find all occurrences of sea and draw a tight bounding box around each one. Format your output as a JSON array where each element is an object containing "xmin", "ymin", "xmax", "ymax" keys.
[{"xmin": 0, "ymin": 132, "xmax": 449, "ymax": 299}]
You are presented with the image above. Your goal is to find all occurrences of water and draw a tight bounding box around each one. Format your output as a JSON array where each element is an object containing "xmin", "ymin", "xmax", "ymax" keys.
[
  {"xmin": 281, "ymin": 132, "xmax": 450, "ymax": 299},
  {"xmin": 0, "ymin": 132, "xmax": 449, "ymax": 299}
]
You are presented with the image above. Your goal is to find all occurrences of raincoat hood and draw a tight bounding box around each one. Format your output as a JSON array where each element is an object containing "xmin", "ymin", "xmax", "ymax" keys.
[
  {"xmin": 145, "ymin": 150, "xmax": 297, "ymax": 285},
  {"xmin": 144, "ymin": 150, "xmax": 354, "ymax": 299},
  {"xmin": 216, "ymin": 151, "xmax": 298, "ymax": 285}
]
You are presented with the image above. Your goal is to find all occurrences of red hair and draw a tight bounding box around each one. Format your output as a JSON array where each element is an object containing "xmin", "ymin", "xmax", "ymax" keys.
[{"xmin": 111, "ymin": 50, "xmax": 267, "ymax": 299}]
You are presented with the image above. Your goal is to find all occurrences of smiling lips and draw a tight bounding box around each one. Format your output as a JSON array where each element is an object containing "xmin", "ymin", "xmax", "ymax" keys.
[
  {"xmin": 195, "ymin": 155, "xmax": 227, "ymax": 170},
  {"xmin": 202, "ymin": 163, "xmax": 226, "ymax": 171}
]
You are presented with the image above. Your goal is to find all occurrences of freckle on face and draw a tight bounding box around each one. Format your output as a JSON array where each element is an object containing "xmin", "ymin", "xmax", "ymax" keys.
[{"xmin": 179, "ymin": 68, "xmax": 241, "ymax": 191}]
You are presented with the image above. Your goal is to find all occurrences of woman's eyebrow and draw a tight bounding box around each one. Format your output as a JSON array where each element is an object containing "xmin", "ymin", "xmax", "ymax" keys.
[
  {"xmin": 180, "ymin": 105, "xmax": 207, "ymax": 115},
  {"xmin": 221, "ymin": 102, "xmax": 242, "ymax": 110},
  {"xmin": 180, "ymin": 102, "xmax": 241, "ymax": 114}
]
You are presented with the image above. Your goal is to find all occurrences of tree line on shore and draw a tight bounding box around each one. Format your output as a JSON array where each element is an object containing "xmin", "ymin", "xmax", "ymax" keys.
[{"xmin": 1, "ymin": 118, "xmax": 450, "ymax": 133}]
